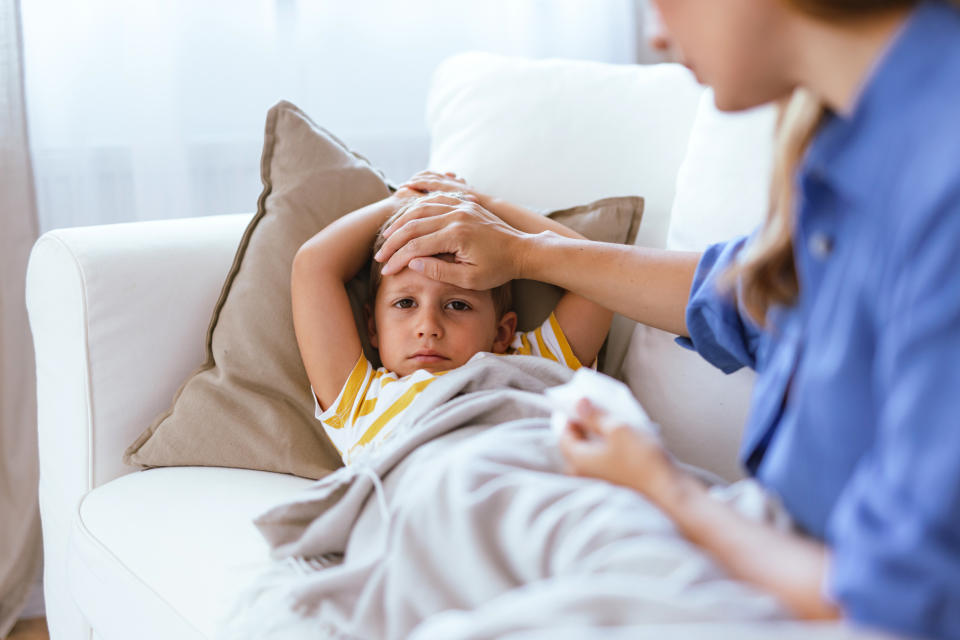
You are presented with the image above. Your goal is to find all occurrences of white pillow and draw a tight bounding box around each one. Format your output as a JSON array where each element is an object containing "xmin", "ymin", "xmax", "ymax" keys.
[
  {"xmin": 623, "ymin": 89, "xmax": 777, "ymax": 482},
  {"xmin": 666, "ymin": 88, "xmax": 777, "ymax": 252},
  {"xmin": 426, "ymin": 52, "xmax": 704, "ymax": 250}
]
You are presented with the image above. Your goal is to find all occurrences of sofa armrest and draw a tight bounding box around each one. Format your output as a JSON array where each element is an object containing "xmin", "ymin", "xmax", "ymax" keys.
[
  {"xmin": 26, "ymin": 213, "xmax": 251, "ymax": 491},
  {"xmin": 26, "ymin": 213, "xmax": 252, "ymax": 640}
]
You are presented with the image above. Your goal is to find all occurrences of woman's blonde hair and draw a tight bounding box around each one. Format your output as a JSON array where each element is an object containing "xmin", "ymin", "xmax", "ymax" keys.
[
  {"xmin": 724, "ymin": 88, "xmax": 826, "ymax": 325},
  {"xmin": 725, "ymin": 0, "xmax": 935, "ymax": 326}
]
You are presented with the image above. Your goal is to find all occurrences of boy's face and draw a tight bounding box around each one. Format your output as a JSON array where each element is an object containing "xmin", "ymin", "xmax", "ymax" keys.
[{"xmin": 369, "ymin": 267, "xmax": 517, "ymax": 377}]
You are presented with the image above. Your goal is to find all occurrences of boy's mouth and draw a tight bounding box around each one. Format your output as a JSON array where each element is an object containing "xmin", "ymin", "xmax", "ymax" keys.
[{"xmin": 409, "ymin": 350, "xmax": 448, "ymax": 364}]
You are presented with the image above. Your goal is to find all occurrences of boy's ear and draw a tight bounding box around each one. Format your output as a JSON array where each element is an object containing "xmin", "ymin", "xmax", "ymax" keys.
[
  {"xmin": 492, "ymin": 310, "xmax": 518, "ymax": 354},
  {"xmin": 365, "ymin": 303, "xmax": 379, "ymax": 349}
]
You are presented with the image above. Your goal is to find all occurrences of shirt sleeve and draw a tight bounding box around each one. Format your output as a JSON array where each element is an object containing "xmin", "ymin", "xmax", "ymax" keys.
[
  {"xmin": 675, "ymin": 235, "xmax": 765, "ymax": 374},
  {"xmin": 510, "ymin": 311, "xmax": 586, "ymax": 371},
  {"xmin": 313, "ymin": 352, "xmax": 375, "ymax": 431},
  {"xmin": 824, "ymin": 185, "xmax": 960, "ymax": 639}
]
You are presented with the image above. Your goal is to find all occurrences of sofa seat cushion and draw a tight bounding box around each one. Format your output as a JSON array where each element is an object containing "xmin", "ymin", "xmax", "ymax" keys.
[{"xmin": 68, "ymin": 467, "xmax": 311, "ymax": 640}]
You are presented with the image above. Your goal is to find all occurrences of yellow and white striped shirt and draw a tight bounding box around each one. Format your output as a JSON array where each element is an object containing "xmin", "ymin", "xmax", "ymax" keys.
[{"xmin": 313, "ymin": 311, "xmax": 584, "ymax": 464}]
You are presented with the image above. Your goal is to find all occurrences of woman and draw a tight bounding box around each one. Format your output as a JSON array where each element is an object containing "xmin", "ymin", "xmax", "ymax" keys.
[{"xmin": 373, "ymin": 1, "xmax": 960, "ymax": 638}]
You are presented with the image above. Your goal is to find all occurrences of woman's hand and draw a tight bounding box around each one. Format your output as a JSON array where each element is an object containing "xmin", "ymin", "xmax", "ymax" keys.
[
  {"xmin": 560, "ymin": 398, "xmax": 842, "ymax": 621},
  {"xmin": 559, "ymin": 398, "xmax": 679, "ymax": 500},
  {"xmin": 373, "ymin": 193, "xmax": 531, "ymax": 291}
]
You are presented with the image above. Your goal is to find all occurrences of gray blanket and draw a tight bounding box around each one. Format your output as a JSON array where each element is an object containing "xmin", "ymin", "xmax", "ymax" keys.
[{"xmin": 217, "ymin": 354, "xmax": 796, "ymax": 640}]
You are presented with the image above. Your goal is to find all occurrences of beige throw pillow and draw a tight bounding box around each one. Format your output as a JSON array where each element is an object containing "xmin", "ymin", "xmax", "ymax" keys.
[
  {"xmin": 123, "ymin": 100, "xmax": 643, "ymax": 480},
  {"xmin": 512, "ymin": 196, "xmax": 642, "ymax": 333}
]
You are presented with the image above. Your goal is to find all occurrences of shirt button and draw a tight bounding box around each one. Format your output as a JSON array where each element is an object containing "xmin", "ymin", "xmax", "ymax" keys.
[{"xmin": 810, "ymin": 232, "xmax": 834, "ymax": 260}]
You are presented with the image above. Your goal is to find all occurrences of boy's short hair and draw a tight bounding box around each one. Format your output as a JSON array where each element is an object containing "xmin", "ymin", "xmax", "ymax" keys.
[{"xmin": 369, "ymin": 192, "xmax": 513, "ymax": 317}]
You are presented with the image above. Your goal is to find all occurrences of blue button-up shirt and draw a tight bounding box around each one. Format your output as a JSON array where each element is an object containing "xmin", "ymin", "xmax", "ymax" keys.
[{"xmin": 678, "ymin": 2, "xmax": 960, "ymax": 638}]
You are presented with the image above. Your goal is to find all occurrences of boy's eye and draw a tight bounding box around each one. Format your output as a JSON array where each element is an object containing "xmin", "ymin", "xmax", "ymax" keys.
[
  {"xmin": 394, "ymin": 298, "xmax": 415, "ymax": 309},
  {"xmin": 446, "ymin": 300, "xmax": 471, "ymax": 311}
]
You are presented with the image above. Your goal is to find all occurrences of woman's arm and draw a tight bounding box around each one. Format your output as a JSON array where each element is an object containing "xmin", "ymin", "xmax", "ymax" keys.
[
  {"xmin": 292, "ymin": 194, "xmax": 409, "ymax": 410},
  {"xmin": 653, "ymin": 465, "xmax": 840, "ymax": 620},
  {"xmin": 559, "ymin": 399, "xmax": 841, "ymax": 620},
  {"xmin": 521, "ymin": 233, "xmax": 700, "ymax": 338}
]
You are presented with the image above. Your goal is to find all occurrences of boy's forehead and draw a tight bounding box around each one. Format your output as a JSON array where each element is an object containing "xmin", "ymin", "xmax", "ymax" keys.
[{"xmin": 380, "ymin": 268, "xmax": 488, "ymax": 298}]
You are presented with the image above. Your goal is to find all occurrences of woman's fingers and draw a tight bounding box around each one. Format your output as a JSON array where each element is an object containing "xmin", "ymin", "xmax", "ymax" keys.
[
  {"xmin": 575, "ymin": 398, "xmax": 598, "ymax": 419},
  {"xmin": 373, "ymin": 214, "xmax": 450, "ymax": 276},
  {"xmin": 377, "ymin": 214, "xmax": 456, "ymax": 274},
  {"xmin": 383, "ymin": 194, "xmax": 471, "ymax": 238},
  {"xmin": 558, "ymin": 423, "xmax": 607, "ymax": 476},
  {"xmin": 385, "ymin": 201, "xmax": 457, "ymax": 238},
  {"xmin": 379, "ymin": 224, "xmax": 473, "ymax": 282},
  {"xmin": 565, "ymin": 419, "xmax": 589, "ymax": 440},
  {"xmin": 572, "ymin": 398, "xmax": 615, "ymax": 436},
  {"xmin": 406, "ymin": 254, "xmax": 467, "ymax": 284},
  {"xmin": 388, "ymin": 242, "xmax": 475, "ymax": 290}
]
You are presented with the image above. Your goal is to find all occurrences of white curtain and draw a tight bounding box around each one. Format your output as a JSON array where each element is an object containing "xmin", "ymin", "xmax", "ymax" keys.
[
  {"xmin": 20, "ymin": 0, "xmax": 644, "ymax": 233},
  {"xmin": 0, "ymin": 0, "xmax": 42, "ymax": 635}
]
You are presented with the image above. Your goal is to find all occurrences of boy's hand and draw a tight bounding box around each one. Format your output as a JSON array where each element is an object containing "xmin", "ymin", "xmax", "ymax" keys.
[
  {"xmin": 397, "ymin": 170, "xmax": 481, "ymax": 202},
  {"xmin": 392, "ymin": 185, "xmax": 428, "ymax": 203}
]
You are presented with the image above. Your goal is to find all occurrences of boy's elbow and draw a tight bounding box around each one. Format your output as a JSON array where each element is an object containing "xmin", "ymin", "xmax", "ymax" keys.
[
  {"xmin": 291, "ymin": 248, "xmax": 312, "ymax": 284},
  {"xmin": 293, "ymin": 244, "xmax": 319, "ymax": 267},
  {"xmin": 292, "ymin": 245, "xmax": 333, "ymax": 278},
  {"xmin": 573, "ymin": 331, "xmax": 609, "ymax": 369}
]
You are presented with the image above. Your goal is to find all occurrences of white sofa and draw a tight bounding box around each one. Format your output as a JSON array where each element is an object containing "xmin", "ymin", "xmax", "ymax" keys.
[{"xmin": 26, "ymin": 53, "xmax": 878, "ymax": 640}]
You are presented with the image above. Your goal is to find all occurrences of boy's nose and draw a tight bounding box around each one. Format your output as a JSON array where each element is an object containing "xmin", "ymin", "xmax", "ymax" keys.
[
  {"xmin": 416, "ymin": 327, "xmax": 441, "ymax": 339},
  {"xmin": 415, "ymin": 310, "xmax": 443, "ymax": 339}
]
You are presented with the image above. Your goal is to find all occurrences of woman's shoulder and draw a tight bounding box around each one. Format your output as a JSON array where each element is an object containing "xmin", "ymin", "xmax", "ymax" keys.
[
  {"xmin": 879, "ymin": 6, "xmax": 960, "ymax": 248},
  {"xmin": 896, "ymin": 2, "xmax": 960, "ymax": 131},
  {"xmin": 887, "ymin": 106, "xmax": 960, "ymax": 244}
]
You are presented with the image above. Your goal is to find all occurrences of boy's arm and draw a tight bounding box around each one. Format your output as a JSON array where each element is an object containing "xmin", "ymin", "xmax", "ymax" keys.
[
  {"xmin": 480, "ymin": 195, "xmax": 613, "ymax": 367},
  {"xmin": 292, "ymin": 194, "xmax": 406, "ymax": 411}
]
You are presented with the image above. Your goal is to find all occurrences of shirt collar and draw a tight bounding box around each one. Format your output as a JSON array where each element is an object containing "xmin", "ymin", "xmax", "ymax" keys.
[{"xmin": 799, "ymin": 0, "xmax": 954, "ymax": 205}]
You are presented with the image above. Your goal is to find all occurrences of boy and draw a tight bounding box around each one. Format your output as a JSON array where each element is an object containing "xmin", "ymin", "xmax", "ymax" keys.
[{"xmin": 291, "ymin": 180, "xmax": 612, "ymax": 464}]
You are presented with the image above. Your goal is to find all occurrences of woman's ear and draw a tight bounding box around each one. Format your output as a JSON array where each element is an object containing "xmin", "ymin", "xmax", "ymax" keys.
[
  {"xmin": 365, "ymin": 303, "xmax": 379, "ymax": 349},
  {"xmin": 492, "ymin": 311, "xmax": 518, "ymax": 354}
]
